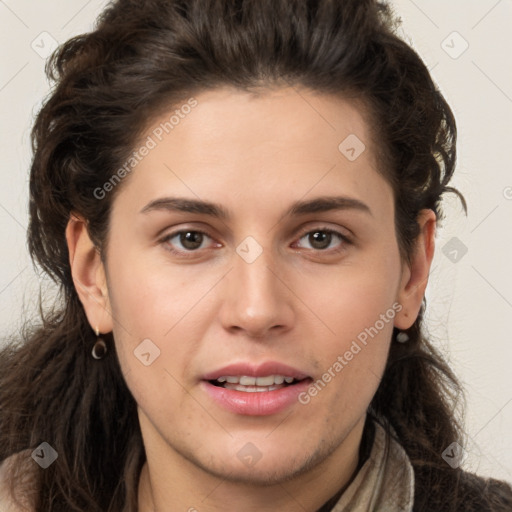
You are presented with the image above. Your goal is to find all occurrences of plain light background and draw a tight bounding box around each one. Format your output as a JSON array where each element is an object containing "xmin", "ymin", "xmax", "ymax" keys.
[{"xmin": 0, "ymin": 0, "xmax": 511, "ymax": 482}]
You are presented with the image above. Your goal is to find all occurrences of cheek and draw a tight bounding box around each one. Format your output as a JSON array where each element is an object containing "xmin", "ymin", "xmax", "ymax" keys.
[
  {"xmin": 106, "ymin": 244, "xmax": 192, "ymax": 330},
  {"xmin": 104, "ymin": 247, "xmax": 211, "ymax": 383},
  {"xmin": 306, "ymin": 254, "xmax": 400, "ymax": 397},
  {"xmin": 306, "ymin": 291, "xmax": 395, "ymax": 426},
  {"xmin": 105, "ymin": 260, "xmax": 196, "ymax": 421},
  {"xmin": 320, "ymin": 284, "xmax": 395, "ymax": 379},
  {"xmin": 319, "ymin": 258, "xmax": 400, "ymax": 339}
]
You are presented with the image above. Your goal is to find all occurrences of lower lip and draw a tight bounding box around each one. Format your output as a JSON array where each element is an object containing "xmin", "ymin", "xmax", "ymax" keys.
[{"xmin": 201, "ymin": 379, "xmax": 312, "ymax": 416}]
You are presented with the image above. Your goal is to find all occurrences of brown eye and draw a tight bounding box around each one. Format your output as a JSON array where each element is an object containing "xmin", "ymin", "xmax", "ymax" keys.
[
  {"xmin": 308, "ymin": 231, "xmax": 333, "ymax": 250},
  {"xmin": 178, "ymin": 231, "xmax": 204, "ymax": 250},
  {"xmin": 163, "ymin": 230, "xmax": 212, "ymax": 253},
  {"xmin": 295, "ymin": 228, "xmax": 349, "ymax": 252}
]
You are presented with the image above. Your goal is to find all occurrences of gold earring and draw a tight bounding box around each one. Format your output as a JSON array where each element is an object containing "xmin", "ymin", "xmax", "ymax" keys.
[{"xmin": 92, "ymin": 327, "xmax": 108, "ymax": 360}]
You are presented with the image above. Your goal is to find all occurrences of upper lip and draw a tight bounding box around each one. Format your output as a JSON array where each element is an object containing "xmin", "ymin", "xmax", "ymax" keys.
[{"xmin": 202, "ymin": 361, "xmax": 310, "ymax": 381}]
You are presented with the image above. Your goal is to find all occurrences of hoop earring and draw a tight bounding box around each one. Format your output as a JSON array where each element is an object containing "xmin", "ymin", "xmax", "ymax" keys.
[
  {"xmin": 92, "ymin": 327, "xmax": 108, "ymax": 360},
  {"xmin": 396, "ymin": 330, "xmax": 409, "ymax": 343}
]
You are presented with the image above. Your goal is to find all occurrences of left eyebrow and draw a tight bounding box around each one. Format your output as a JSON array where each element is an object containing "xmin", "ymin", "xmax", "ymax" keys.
[
  {"xmin": 287, "ymin": 196, "xmax": 373, "ymax": 218},
  {"xmin": 139, "ymin": 195, "xmax": 372, "ymax": 219}
]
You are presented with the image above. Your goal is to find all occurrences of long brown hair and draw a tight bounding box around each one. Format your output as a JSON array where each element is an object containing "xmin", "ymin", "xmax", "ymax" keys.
[{"xmin": 1, "ymin": 1, "xmax": 511, "ymax": 510}]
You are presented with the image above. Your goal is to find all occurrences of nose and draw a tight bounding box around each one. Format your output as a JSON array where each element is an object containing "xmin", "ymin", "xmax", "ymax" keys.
[{"xmin": 218, "ymin": 245, "xmax": 295, "ymax": 339}]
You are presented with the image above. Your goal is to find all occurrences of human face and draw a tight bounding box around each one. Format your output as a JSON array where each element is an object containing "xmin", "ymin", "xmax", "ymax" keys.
[{"xmin": 102, "ymin": 86, "xmax": 410, "ymax": 486}]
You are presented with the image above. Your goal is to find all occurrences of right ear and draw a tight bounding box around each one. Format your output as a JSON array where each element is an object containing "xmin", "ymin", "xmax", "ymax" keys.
[{"xmin": 65, "ymin": 214, "xmax": 113, "ymax": 334}]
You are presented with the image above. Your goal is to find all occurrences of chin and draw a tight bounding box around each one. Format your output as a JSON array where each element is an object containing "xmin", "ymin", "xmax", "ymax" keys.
[
  {"xmin": 191, "ymin": 442, "xmax": 329, "ymax": 487},
  {"xmin": 205, "ymin": 461, "xmax": 310, "ymax": 487}
]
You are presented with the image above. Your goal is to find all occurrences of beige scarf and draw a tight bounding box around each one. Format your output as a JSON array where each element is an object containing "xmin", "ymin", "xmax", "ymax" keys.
[{"xmin": 330, "ymin": 420, "xmax": 415, "ymax": 511}]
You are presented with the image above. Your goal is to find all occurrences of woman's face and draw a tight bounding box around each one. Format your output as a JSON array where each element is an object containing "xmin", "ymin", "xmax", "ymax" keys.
[{"xmin": 81, "ymin": 86, "xmax": 431, "ymax": 485}]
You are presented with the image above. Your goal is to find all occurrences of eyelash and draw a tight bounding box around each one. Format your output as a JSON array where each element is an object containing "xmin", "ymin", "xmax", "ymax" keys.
[{"xmin": 159, "ymin": 226, "xmax": 352, "ymax": 258}]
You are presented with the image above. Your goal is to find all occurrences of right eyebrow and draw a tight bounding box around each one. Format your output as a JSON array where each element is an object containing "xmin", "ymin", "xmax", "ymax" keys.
[{"xmin": 140, "ymin": 197, "xmax": 230, "ymax": 219}]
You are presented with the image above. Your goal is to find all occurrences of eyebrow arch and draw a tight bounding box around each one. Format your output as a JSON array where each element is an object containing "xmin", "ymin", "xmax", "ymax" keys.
[{"xmin": 139, "ymin": 195, "xmax": 372, "ymax": 219}]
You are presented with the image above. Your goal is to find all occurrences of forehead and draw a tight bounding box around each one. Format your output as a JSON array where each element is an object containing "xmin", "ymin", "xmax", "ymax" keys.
[
  {"xmin": 153, "ymin": 86, "xmax": 377, "ymax": 165},
  {"xmin": 111, "ymin": 86, "xmax": 392, "ymax": 221}
]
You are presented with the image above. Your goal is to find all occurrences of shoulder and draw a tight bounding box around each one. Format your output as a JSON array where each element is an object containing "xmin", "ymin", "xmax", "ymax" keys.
[
  {"xmin": 0, "ymin": 452, "xmax": 36, "ymax": 512},
  {"xmin": 456, "ymin": 470, "xmax": 512, "ymax": 511}
]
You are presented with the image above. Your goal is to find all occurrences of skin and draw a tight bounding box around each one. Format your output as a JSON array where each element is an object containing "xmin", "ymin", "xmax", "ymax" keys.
[{"xmin": 66, "ymin": 86, "xmax": 435, "ymax": 511}]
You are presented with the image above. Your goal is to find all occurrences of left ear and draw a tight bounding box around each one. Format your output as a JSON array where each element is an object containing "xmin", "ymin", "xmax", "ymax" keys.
[{"xmin": 394, "ymin": 208, "xmax": 437, "ymax": 330}]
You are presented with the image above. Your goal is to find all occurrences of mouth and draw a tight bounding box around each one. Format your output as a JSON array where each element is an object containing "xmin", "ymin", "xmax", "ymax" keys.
[
  {"xmin": 201, "ymin": 362, "xmax": 313, "ymax": 415},
  {"xmin": 208, "ymin": 374, "xmax": 308, "ymax": 392}
]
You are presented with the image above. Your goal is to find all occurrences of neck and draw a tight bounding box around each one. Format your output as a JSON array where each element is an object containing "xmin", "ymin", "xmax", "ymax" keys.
[{"xmin": 137, "ymin": 415, "xmax": 367, "ymax": 512}]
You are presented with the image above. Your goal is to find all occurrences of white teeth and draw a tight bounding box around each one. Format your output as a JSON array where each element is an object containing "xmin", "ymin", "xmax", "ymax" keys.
[
  {"xmin": 224, "ymin": 383, "xmax": 283, "ymax": 392},
  {"xmin": 215, "ymin": 375, "xmax": 297, "ymax": 386},
  {"xmin": 239, "ymin": 376, "xmax": 256, "ymax": 386},
  {"xmin": 234, "ymin": 385, "xmax": 280, "ymax": 392},
  {"xmin": 255, "ymin": 375, "xmax": 275, "ymax": 386}
]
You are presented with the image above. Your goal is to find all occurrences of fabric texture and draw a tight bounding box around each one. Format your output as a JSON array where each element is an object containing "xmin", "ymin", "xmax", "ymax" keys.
[{"xmin": 329, "ymin": 419, "xmax": 414, "ymax": 512}]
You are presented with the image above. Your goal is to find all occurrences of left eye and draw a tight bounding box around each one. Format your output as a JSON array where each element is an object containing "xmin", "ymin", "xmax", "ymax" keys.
[
  {"xmin": 294, "ymin": 229, "xmax": 348, "ymax": 251},
  {"xmin": 163, "ymin": 230, "xmax": 213, "ymax": 252}
]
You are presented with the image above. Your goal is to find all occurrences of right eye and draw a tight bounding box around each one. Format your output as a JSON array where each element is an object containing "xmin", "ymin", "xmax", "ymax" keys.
[{"xmin": 160, "ymin": 229, "xmax": 221, "ymax": 257}]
